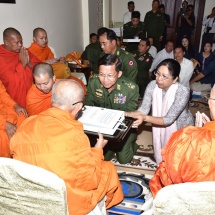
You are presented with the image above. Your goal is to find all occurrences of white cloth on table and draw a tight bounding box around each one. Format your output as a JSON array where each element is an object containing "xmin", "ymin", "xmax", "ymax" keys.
[{"xmin": 71, "ymin": 72, "xmax": 87, "ymax": 85}]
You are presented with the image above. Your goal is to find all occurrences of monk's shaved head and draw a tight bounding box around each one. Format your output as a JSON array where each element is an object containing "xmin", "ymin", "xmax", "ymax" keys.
[
  {"xmin": 33, "ymin": 27, "xmax": 46, "ymax": 37},
  {"xmin": 3, "ymin": 27, "xmax": 21, "ymax": 40},
  {"xmin": 33, "ymin": 63, "xmax": 54, "ymax": 78},
  {"xmin": 52, "ymin": 80, "xmax": 84, "ymax": 112},
  {"xmin": 3, "ymin": 27, "xmax": 23, "ymax": 52}
]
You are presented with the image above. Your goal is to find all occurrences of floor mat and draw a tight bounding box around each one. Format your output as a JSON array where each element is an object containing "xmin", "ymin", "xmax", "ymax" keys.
[{"xmin": 108, "ymin": 171, "xmax": 150, "ymax": 215}]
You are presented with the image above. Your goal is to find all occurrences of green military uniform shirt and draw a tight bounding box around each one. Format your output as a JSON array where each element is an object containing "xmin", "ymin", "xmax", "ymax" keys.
[
  {"xmin": 144, "ymin": 10, "xmax": 165, "ymax": 51},
  {"xmin": 81, "ymin": 41, "xmax": 102, "ymax": 73},
  {"xmin": 123, "ymin": 21, "xmax": 146, "ymax": 53},
  {"xmin": 100, "ymin": 47, "xmax": 138, "ymax": 83},
  {"xmin": 133, "ymin": 51, "xmax": 153, "ymax": 98},
  {"xmin": 85, "ymin": 75, "xmax": 139, "ymax": 164}
]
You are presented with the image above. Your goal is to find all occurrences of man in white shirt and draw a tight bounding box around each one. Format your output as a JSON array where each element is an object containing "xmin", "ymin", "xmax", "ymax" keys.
[
  {"xmin": 201, "ymin": 7, "xmax": 215, "ymax": 52},
  {"xmin": 123, "ymin": 1, "xmax": 135, "ymax": 24},
  {"xmin": 174, "ymin": 46, "xmax": 193, "ymax": 88},
  {"xmin": 149, "ymin": 40, "xmax": 174, "ymax": 78},
  {"xmin": 148, "ymin": 36, "xmax": 157, "ymax": 58}
]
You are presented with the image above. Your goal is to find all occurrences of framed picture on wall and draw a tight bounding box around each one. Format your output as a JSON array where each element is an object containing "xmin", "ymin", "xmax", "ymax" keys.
[{"xmin": 0, "ymin": 0, "xmax": 16, "ymax": 3}]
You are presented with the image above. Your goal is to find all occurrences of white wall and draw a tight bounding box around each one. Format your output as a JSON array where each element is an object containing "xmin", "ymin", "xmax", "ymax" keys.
[
  {"xmin": 0, "ymin": 0, "xmax": 86, "ymax": 57},
  {"xmin": 110, "ymin": 0, "xmax": 152, "ymax": 25}
]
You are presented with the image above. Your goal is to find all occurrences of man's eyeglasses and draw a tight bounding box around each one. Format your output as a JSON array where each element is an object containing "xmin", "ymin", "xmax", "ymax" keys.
[
  {"xmin": 72, "ymin": 100, "xmax": 86, "ymax": 111},
  {"xmin": 154, "ymin": 71, "xmax": 172, "ymax": 80},
  {"xmin": 98, "ymin": 73, "xmax": 117, "ymax": 80}
]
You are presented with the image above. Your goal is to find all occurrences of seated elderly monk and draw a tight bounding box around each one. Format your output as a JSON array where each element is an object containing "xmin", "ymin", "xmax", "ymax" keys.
[
  {"xmin": 0, "ymin": 27, "xmax": 40, "ymax": 107},
  {"xmin": 10, "ymin": 79, "xmax": 123, "ymax": 215},
  {"xmin": 28, "ymin": 27, "xmax": 71, "ymax": 79},
  {"xmin": 0, "ymin": 81, "xmax": 27, "ymax": 157},
  {"xmin": 26, "ymin": 63, "xmax": 86, "ymax": 116},
  {"xmin": 150, "ymin": 85, "xmax": 215, "ymax": 198}
]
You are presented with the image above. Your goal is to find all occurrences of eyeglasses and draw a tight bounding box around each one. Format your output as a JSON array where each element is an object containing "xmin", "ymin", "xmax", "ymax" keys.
[
  {"xmin": 204, "ymin": 94, "xmax": 215, "ymax": 101},
  {"xmin": 98, "ymin": 73, "xmax": 118, "ymax": 80},
  {"xmin": 154, "ymin": 71, "xmax": 172, "ymax": 80},
  {"xmin": 72, "ymin": 100, "xmax": 86, "ymax": 111}
]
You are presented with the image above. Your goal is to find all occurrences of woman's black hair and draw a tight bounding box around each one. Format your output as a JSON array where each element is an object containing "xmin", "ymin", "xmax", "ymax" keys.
[{"xmin": 156, "ymin": 58, "xmax": 181, "ymax": 79}]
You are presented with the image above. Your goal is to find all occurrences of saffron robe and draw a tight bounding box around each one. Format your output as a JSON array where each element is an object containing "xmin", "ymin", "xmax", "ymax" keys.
[
  {"xmin": 0, "ymin": 44, "xmax": 40, "ymax": 107},
  {"xmin": 10, "ymin": 108, "xmax": 123, "ymax": 215},
  {"xmin": 26, "ymin": 77, "xmax": 86, "ymax": 116},
  {"xmin": 0, "ymin": 81, "xmax": 25, "ymax": 157},
  {"xmin": 150, "ymin": 122, "xmax": 215, "ymax": 197},
  {"xmin": 28, "ymin": 42, "xmax": 71, "ymax": 79}
]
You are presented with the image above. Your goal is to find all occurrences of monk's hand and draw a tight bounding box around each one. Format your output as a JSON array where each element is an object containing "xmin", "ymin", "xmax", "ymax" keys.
[
  {"xmin": 14, "ymin": 104, "xmax": 28, "ymax": 117},
  {"xmin": 19, "ymin": 47, "xmax": 29, "ymax": 68},
  {"xmin": 59, "ymin": 57, "xmax": 66, "ymax": 63},
  {"xmin": 95, "ymin": 132, "xmax": 108, "ymax": 149},
  {"xmin": 202, "ymin": 112, "xmax": 211, "ymax": 125},
  {"xmin": 5, "ymin": 121, "xmax": 17, "ymax": 139},
  {"xmin": 45, "ymin": 58, "xmax": 59, "ymax": 64}
]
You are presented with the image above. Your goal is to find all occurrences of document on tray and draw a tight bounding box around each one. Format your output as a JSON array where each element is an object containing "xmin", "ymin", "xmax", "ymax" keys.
[{"xmin": 78, "ymin": 106, "xmax": 125, "ymax": 135}]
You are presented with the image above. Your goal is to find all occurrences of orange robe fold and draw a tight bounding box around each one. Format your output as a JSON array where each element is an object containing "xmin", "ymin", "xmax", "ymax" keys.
[
  {"xmin": 10, "ymin": 108, "xmax": 123, "ymax": 215},
  {"xmin": 150, "ymin": 122, "xmax": 215, "ymax": 197},
  {"xmin": 0, "ymin": 44, "xmax": 40, "ymax": 107},
  {"xmin": 26, "ymin": 78, "xmax": 86, "ymax": 116},
  {"xmin": 28, "ymin": 42, "xmax": 71, "ymax": 79},
  {"xmin": 0, "ymin": 81, "xmax": 25, "ymax": 157},
  {"xmin": 28, "ymin": 42, "xmax": 54, "ymax": 61}
]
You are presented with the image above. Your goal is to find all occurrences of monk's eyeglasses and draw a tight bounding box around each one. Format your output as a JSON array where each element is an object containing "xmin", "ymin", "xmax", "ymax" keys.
[
  {"xmin": 204, "ymin": 94, "xmax": 215, "ymax": 101},
  {"xmin": 72, "ymin": 100, "xmax": 86, "ymax": 111}
]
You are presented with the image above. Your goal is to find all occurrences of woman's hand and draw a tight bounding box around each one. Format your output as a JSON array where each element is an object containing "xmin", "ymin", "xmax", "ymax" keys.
[{"xmin": 132, "ymin": 114, "xmax": 146, "ymax": 128}]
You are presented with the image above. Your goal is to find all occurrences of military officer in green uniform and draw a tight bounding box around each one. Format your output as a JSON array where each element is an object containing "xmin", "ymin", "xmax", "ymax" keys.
[
  {"xmin": 123, "ymin": 11, "xmax": 146, "ymax": 53},
  {"xmin": 133, "ymin": 38, "xmax": 153, "ymax": 98},
  {"xmin": 81, "ymin": 40, "xmax": 102, "ymax": 74},
  {"xmin": 98, "ymin": 27, "xmax": 138, "ymax": 83},
  {"xmin": 85, "ymin": 54, "xmax": 139, "ymax": 164},
  {"xmin": 144, "ymin": 0, "xmax": 165, "ymax": 51}
]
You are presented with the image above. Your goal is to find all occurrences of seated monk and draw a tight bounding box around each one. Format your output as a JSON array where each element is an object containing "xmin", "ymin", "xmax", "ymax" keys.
[
  {"xmin": 26, "ymin": 63, "xmax": 86, "ymax": 116},
  {"xmin": 28, "ymin": 27, "xmax": 71, "ymax": 79},
  {"xmin": 150, "ymin": 85, "xmax": 215, "ymax": 198},
  {"xmin": 0, "ymin": 27, "xmax": 40, "ymax": 107},
  {"xmin": 0, "ymin": 80, "xmax": 27, "ymax": 157},
  {"xmin": 10, "ymin": 79, "xmax": 123, "ymax": 215}
]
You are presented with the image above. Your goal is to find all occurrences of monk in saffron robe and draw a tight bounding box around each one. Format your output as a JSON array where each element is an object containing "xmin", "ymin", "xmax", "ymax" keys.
[
  {"xmin": 26, "ymin": 63, "xmax": 86, "ymax": 116},
  {"xmin": 0, "ymin": 81, "xmax": 27, "ymax": 157},
  {"xmin": 11, "ymin": 80, "xmax": 123, "ymax": 215},
  {"xmin": 150, "ymin": 85, "xmax": 215, "ymax": 198},
  {"xmin": 28, "ymin": 27, "xmax": 72, "ymax": 79},
  {"xmin": 0, "ymin": 27, "xmax": 40, "ymax": 107}
]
